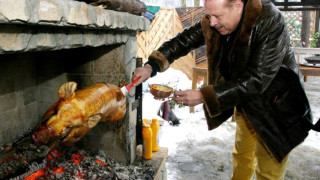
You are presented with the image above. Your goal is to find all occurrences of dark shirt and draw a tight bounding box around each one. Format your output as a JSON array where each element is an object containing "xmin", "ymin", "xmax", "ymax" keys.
[{"xmin": 219, "ymin": 0, "xmax": 247, "ymax": 81}]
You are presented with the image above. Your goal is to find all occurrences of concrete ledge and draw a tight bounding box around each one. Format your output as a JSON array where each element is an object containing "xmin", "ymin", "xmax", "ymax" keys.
[
  {"xmin": 0, "ymin": 0, "xmax": 149, "ymax": 54},
  {"xmin": 0, "ymin": 24, "xmax": 134, "ymax": 54},
  {"xmin": 0, "ymin": 0, "xmax": 149, "ymax": 31},
  {"xmin": 135, "ymin": 145, "xmax": 168, "ymax": 180}
]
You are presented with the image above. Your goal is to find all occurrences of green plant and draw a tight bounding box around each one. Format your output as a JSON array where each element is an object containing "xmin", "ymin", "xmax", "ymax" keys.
[
  {"xmin": 169, "ymin": 100, "xmax": 176, "ymax": 109},
  {"xmin": 178, "ymin": 103, "xmax": 185, "ymax": 108},
  {"xmin": 169, "ymin": 99, "xmax": 185, "ymax": 109},
  {"xmin": 311, "ymin": 32, "xmax": 319, "ymax": 48}
]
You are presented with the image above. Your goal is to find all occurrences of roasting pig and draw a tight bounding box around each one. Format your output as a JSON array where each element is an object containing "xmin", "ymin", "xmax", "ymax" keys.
[{"xmin": 32, "ymin": 82, "xmax": 126, "ymax": 146}]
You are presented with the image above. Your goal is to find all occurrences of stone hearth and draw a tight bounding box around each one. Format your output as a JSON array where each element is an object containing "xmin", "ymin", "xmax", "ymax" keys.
[{"xmin": 0, "ymin": 0, "xmax": 149, "ymax": 164}]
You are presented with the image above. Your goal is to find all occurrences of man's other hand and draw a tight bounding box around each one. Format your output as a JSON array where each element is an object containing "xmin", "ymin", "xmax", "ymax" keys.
[{"xmin": 172, "ymin": 89, "xmax": 204, "ymax": 106}]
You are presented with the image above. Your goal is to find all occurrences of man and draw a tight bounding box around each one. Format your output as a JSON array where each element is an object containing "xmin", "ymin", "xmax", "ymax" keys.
[{"xmin": 132, "ymin": 0, "xmax": 319, "ymax": 179}]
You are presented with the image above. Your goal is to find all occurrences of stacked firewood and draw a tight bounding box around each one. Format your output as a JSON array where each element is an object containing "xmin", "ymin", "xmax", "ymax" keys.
[{"xmin": 77, "ymin": 0, "xmax": 147, "ymax": 16}]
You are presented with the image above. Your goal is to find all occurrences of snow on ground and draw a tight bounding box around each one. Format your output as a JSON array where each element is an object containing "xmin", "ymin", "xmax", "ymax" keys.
[{"xmin": 142, "ymin": 68, "xmax": 320, "ymax": 180}]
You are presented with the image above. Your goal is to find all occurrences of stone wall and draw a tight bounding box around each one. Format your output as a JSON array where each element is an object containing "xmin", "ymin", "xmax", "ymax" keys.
[
  {"xmin": 0, "ymin": 53, "xmax": 39, "ymax": 144},
  {"xmin": 0, "ymin": 43, "xmax": 137, "ymax": 163}
]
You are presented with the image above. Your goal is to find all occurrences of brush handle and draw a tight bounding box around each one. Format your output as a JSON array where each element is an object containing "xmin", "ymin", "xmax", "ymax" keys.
[{"xmin": 126, "ymin": 77, "xmax": 141, "ymax": 91}]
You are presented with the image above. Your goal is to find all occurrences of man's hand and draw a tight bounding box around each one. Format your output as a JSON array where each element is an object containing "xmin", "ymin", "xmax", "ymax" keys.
[
  {"xmin": 172, "ymin": 89, "xmax": 204, "ymax": 106},
  {"xmin": 131, "ymin": 65, "xmax": 153, "ymax": 86}
]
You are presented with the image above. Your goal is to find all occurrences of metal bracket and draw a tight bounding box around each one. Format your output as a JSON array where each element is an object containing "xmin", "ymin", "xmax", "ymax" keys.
[
  {"xmin": 131, "ymin": 99, "xmax": 140, "ymax": 111},
  {"xmin": 135, "ymin": 57, "xmax": 143, "ymax": 145}
]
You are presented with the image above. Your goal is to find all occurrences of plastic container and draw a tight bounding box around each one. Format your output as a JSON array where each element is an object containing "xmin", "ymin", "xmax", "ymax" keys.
[
  {"xmin": 143, "ymin": 119, "xmax": 149, "ymax": 125},
  {"xmin": 150, "ymin": 118, "xmax": 160, "ymax": 152},
  {"xmin": 142, "ymin": 124, "xmax": 153, "ymax": 159}
]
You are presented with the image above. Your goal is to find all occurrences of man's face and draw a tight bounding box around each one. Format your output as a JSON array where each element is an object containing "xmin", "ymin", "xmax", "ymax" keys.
[{"xmin": 205, "ymin": 0, "xmax": 243, "ymax": 35}]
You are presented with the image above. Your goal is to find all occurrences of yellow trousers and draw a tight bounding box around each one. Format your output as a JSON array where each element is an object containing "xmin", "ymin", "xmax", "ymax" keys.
[{"xmin": 231, "ymin": 109, "xmax": 289, "ymax": 180}]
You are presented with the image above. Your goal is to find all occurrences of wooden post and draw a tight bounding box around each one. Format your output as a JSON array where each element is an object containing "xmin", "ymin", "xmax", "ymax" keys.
[
  {"xmin": 301, "ymin": 11, "xmax": 311, "ymax": 47},
  {"xmin": 173, "ymin": 8, "xmax": 176, "ymax": 35},
  {"xmin": 190, "ymin": 67, "xmax": 207, "ymax": 113},
  {"xmin": 316, "ymin": 10, "xmax": 320, "ymax": 47},
  {"xmin": 316, "ymin": 10, "xmax": 320, "ymax": 33},
  {"xmin": 194, "ymin": 0, "xmax": 200, "ymax": 7},
  {"xmin": 190, "ymin": 68, "xmax": 198, "ymax": 113},
  {"xmin": 181, "ymin": 0, "xmax": 186, "ymax": 7}
]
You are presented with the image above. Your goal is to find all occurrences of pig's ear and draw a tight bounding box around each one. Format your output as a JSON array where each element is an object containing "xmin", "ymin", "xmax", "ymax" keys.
[
  {"xmin": 87, "ymin": 114, "xmax": 102, "ymax": 128},
  {"xmin": 58, "ymin": 82, "xmax": 77, "ymax": 99}
]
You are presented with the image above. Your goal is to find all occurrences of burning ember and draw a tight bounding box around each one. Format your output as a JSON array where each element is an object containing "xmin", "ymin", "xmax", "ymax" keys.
[
  {"xmin": 0, "ymin": 145, "xmax": 155, "ymax": 179},
  {"xmin": 23, "ymin": 169, "xmax": 45, "ymax": 180},
  {"xmin": 53, "ymin": 166, "xmax": 64, "ymax": 174},
  {"xmin": 71, "ymin": 153, "xmax": 83, "ymax": 165},
  {"xmin": 96, "ymin": 159, "xmax": 106, "ymax": 166}
]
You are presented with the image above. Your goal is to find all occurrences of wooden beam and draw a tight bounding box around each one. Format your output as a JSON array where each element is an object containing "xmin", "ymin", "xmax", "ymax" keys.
[
  {"xmin": 273, "ymin": 0, "xmax": 320, "ymax": 6},
  {"xmin": 316, "ymin": 10, "xmax": 320, "ymax": 33},
  {"xmin": 278, "ymin": 7, "xmax": 320, "ymax": 11},
  {"xmin": 87, "ymin": 0, "xmax": 147, "ymax": 15},
  {"xmin": 272, "ymin": 0, "xmax": 320, "ymax": 11}
]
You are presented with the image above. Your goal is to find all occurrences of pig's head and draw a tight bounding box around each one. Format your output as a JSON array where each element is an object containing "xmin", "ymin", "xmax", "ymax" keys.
[
  {"xmin": 32, "ymin": 126, "xmax": 54, "ymax": 146},
  {"xmin": 32, "ymin": 82, "xmax": 80, "ymax": 146}
]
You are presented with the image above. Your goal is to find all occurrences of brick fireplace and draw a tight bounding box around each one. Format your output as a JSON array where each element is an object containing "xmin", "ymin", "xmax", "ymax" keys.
[{"xmin": 0, "ymin": 0, "xmax": 149, "ymax": 165}]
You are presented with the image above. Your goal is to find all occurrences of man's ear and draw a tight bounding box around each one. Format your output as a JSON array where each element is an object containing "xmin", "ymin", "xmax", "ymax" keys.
[{"xmin": 234, "ymin": 0, "xmax": 244, "ymax": 8}]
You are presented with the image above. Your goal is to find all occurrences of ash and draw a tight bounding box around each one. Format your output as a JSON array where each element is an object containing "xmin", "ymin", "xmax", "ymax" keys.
[{"xmin": 0, "ymin": 145, "xmax": 155, "ymax": 180}]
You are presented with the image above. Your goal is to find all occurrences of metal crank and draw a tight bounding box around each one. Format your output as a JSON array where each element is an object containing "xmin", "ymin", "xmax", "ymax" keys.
[
  {"xmin": 36, "ymin": 145, "xmax": 49, "ymax": 158},
  {"xmin": 0, "ymin": 114, "xmax": 56, "ymax": 160},
  {"xmin": 0, "ymin": 139, "xmax": 50, "ymax": 160},
  {"xmin": 0, "ymin": 122, "xmax": 70, "ymax": 161}
]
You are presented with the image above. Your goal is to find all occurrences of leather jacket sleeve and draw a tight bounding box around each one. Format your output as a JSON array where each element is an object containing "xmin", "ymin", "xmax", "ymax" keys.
[
  {"xmin": 146, "ymin": 20, "xmax": 205, "ymax": 76},
  {"xmin": 158, "ymin": 20, "xmax": 205, "ymax": 64}
]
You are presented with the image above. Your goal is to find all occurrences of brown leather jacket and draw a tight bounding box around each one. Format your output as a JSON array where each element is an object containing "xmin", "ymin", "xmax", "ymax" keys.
[{"xmin": 146, "ymin": 0, "xmax": 316, "ymax": 162}]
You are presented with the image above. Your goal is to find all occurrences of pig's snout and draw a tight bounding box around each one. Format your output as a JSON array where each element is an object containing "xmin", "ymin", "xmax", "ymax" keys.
[{"xmin": 32, "ymin": 126, "xmax": 50, "ymax": 146}]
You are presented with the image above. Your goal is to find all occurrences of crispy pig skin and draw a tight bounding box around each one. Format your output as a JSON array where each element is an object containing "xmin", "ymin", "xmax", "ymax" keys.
[{"xmin": 32, "ymin": 82, "xmax": 126, "ymax": 146}]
